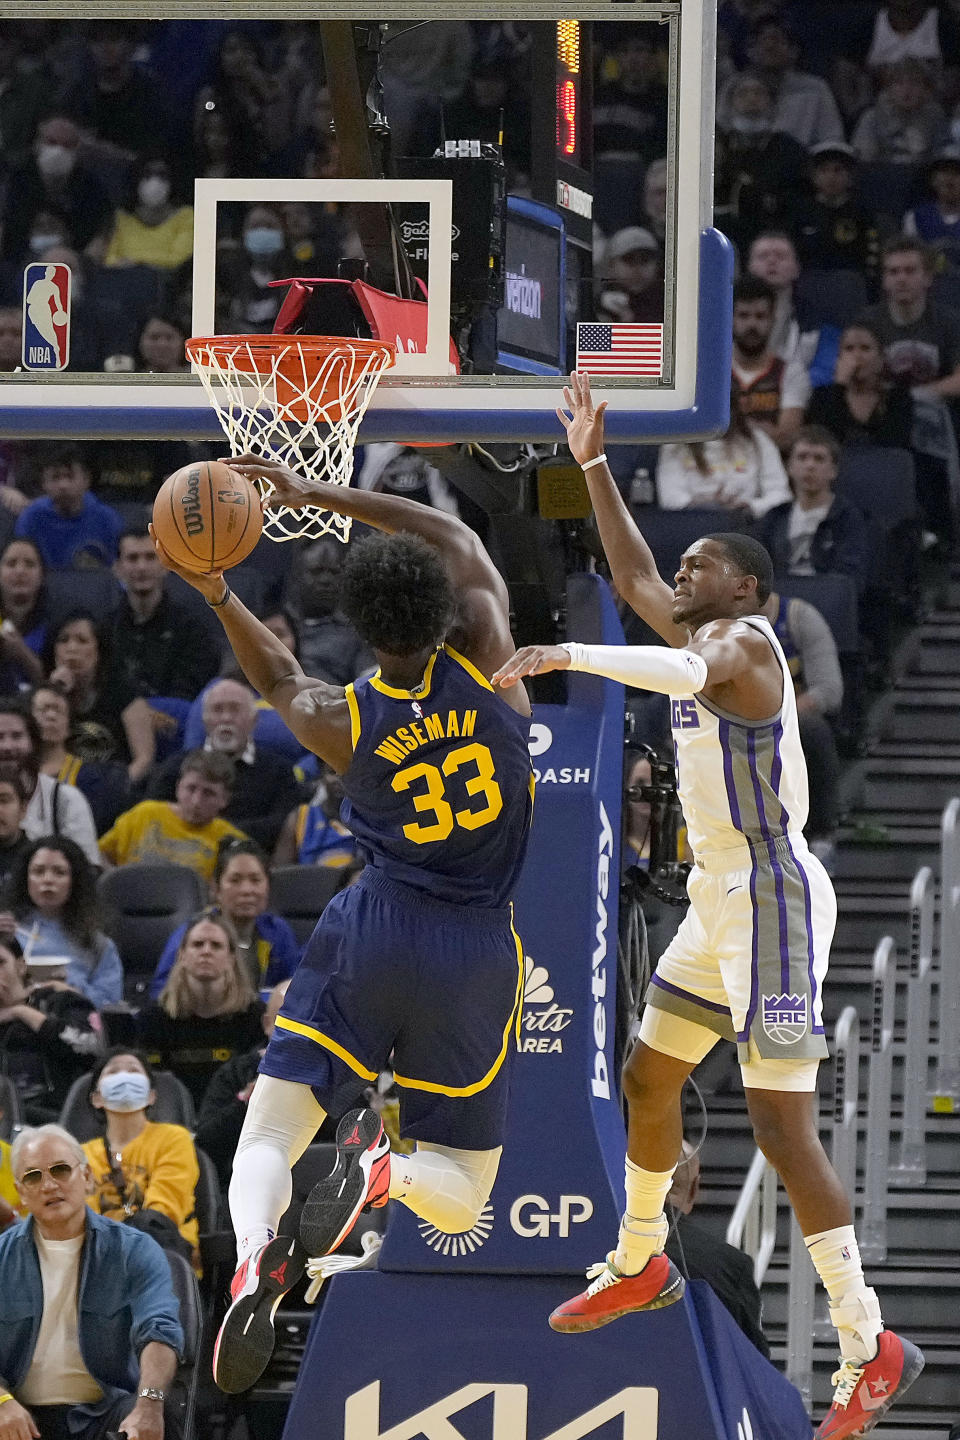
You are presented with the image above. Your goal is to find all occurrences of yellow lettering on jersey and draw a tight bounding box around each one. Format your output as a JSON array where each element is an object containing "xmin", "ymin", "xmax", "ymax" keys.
[
  {"xmin": 374, "ymin": 739, "xmax": 407, "ymax": 765},
  {"xmin": 376, "ymin": 709, "xmax": 478, "ymax": 763}
]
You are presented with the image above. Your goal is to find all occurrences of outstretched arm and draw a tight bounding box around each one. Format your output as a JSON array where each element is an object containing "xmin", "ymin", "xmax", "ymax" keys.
[
  {"xmin": 229, "ymin": 455, "xmax": 521, "ymax": 693},
  {"xmin": 557, "ymin": 373, "xmax": 688, "ymax": 647},
  {"xmin": 494, "ymin": 620, "xmax": 782, "ymax": 720},
  {"xmin": 147, "ymin": 531, "xmax": 354, "ymax": 772}
]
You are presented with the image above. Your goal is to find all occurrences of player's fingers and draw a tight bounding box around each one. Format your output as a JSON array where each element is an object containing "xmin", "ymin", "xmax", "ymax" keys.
[
  {"xmin": 555, "ymin": 405, "xmax": 572, "ymax": 430},
  {"xmin": 595, "ymin": 399, "xmax": 608, "ymax": 420}
]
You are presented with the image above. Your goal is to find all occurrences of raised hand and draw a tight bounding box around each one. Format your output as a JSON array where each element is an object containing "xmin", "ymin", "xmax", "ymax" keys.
[
  {"xmin": 225, "ymin": 454, "xmax": 319, "ymax": 511},
  {"xmin": 492, "ymin": 645, "xmax": 572, "ymax": 688},
  {"xmin": 556, "ymin": 371, "xmax": 608, "ymax": 467}
]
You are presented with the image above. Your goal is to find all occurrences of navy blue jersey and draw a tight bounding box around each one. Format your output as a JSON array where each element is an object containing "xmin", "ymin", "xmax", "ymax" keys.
[{"xmin": 340, "ymin": 644, "xmax": 533, "ymax": 907}]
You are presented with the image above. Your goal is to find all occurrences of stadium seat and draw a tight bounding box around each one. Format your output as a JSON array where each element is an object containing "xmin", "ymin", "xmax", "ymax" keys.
[
  {"xmin": 0, "ymin": 1075, "xmax": 20, "ymax": 1141},
  {"xmin": 795, "ymin": 268, "xmax": 868, "ymax": 330},
  {"xmin": 773, "ymin": 572, "xmax": 860, "ymax": 655},
  {"xmin": 164, "ymin": 1250, "xmax": 203, "ymax": 1440},
  {"xmin": 628, "ymin": 506, "xmax": 755, "ymax": 582},
  {"xmin": 855, "ymin": 162, "xmax": 922, "ymax": 223},
  {"xmin": 836, "ymin": 446, "xmax": 918, "ymax": 527},
  {"xmin": 97, "ymin": 862, "xmax": 207, "ymax": 1001},
  {"xmin": 269, "ymin": 865, "xmax": 344, "ymax": 945},
  {"xmin": 58, "ymin": 1068, "xmax": 196, "ymax": 1142},
  {"xmin": 593, "ymin": 155, "xmax": 648, "ymax": 236}
]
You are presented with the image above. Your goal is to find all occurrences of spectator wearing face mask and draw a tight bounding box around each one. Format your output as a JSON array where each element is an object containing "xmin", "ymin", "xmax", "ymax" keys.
[
  {"xmin": 221, "ymin": 205, "xmax": 294, "ymax": 334},
  {"xmin": 82, "ymin": 1049, "xmax": 200, "ymax": 1261},
  {"xmin": 715, "ymin": 73, "xmax": 808, "ymax": 250},
  {"xmin": 22, "ymin": 207, "xmax": 72, "ymax": 265},
  {"xmin": 0, "ymin": 115, "xmax": 113, "ymax": 266},
  {"xmin": 717, "ymin": 18, "xmax": 844, "ymax": 149},
  {"xmin": 101, "ymin": 157, "xmax": 194, "ymax": 272}
]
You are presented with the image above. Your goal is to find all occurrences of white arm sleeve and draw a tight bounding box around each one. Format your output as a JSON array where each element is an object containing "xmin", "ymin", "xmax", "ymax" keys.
[{"xmin": 561, "ymin": 642, "xmax": 708, "ymax": 697}]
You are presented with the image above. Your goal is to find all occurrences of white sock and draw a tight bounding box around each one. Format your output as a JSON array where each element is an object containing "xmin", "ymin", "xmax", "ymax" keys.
[
  {"xmin": 228, "ymin": 1075, "xmax": 327, "ymax": 1257},
  {"xmin": 805, "ymin": 1225, "xmax": 883, "ymax": 1363},
  {"xmin": 614, "ymin": 1158, "xmax": 675, "ymax": 1275},
  {"xmin": 388, "ymin": 1143, "xmax": 501, "ymax": 1234}
]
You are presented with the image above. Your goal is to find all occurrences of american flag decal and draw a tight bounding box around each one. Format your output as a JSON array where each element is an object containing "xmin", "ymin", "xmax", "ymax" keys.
[{"xmin": 576, "ymin": 322, "xmax": 663, "ymax": 376}]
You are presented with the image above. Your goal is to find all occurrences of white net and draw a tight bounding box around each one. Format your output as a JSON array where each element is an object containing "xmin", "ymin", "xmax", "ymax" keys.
[{"xmin": 186, "ymin": 334, "xmax": 395, "ymax": 542}]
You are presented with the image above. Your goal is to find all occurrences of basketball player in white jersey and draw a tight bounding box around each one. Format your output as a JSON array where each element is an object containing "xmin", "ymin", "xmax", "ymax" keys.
[{"xmin": 494, "ymin": 373, "xmax": 923, "ymax": 1438}]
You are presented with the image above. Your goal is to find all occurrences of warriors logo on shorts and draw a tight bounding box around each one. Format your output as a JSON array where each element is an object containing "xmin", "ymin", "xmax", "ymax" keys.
[{"xmin": 761, "ymin": 993, "xmax": 808, "ymax": 1045}]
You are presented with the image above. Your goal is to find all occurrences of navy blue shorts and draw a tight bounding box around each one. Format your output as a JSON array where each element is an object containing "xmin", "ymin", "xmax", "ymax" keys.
[{"xmin": 260, "ymin": 867, "xmax": 524, "ymax": 1149}]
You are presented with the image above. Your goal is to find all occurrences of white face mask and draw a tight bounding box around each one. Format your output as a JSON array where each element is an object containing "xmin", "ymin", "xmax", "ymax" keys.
[
  {"xmin": 97, "ymin": 1069, "xmax": 152, "ymax": 1113},
  {"xmin": 36, "ymin": 143, "xmax": 76, "ymax": 179},
  {"xmin": 138, "ymin": 175, "xmax": 171, "ymax": 208},
  {"xmin": 29, "ymin": 233, "xmax": 63, "ymax": 255},
  {"xmin": 728, "ymin": 115, "xmax": 770, "ymax": 136},
  {"xmin": 244, "ymin": 226, "xmax": 284, "ymax": 257}
]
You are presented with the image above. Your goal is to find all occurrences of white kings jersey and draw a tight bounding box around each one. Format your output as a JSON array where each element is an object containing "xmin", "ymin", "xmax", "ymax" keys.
[{"xmin": 669, "ymin": 615, "xmax": 809, "ymax": 860}]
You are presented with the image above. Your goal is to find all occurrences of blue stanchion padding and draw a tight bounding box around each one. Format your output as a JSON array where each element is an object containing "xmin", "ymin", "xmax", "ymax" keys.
[
  {"xmin": 283, "ymin": 1277, "xmax": 811, "ymax": 1440},
  {"xmin": 378, "ymin": 575, "xmax": 631, "ymax": 1275}
]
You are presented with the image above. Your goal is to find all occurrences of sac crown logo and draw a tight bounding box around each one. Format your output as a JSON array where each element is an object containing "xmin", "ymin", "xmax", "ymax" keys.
[{"xmin": 761, "ymin": 993, "xmax": 807, "ymax": 1045}]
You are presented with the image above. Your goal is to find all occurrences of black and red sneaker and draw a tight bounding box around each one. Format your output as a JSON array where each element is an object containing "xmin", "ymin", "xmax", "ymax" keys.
[
  {"xmin": 815, "ymin": 1331, "xmax": 925, "ymax": 1438},
  {"xmin": 212, "ymin": 1234, "xmax": 306, "ymax": 1394},
  {"xmin": 300, "ymin": 1107, "xmax": 391, "ymax": 1258}
]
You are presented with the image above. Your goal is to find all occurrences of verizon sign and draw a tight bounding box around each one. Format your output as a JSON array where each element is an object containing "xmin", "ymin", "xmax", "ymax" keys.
[{"xmin": 344, "ymin": 1382, "xmax": 658, "ymax": 1440}]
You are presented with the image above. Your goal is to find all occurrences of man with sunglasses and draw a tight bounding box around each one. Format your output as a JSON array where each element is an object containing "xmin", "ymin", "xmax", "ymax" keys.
[{"xmin": 0, "ymin": 1124, "xmax": 183, "ymax": 1440}]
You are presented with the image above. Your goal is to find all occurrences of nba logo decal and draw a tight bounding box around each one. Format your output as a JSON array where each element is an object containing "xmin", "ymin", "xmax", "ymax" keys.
[
  {"xmin": 22, "ymin": 262, "xmax": 71, "ymax": 370},
  {"xmin": 761, "ymin": 993, "xmax": 807, "ymax": 1044}
]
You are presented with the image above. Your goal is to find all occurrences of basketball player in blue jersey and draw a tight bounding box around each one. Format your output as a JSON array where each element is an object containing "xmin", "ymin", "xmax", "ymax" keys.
[
  {"xmin": 495, "ymin": 374, "xmax": 922, "ymax": 1439},
  {"xmin": 151, "ymin": 459, "xmax": 532, "ymax": 1394}
]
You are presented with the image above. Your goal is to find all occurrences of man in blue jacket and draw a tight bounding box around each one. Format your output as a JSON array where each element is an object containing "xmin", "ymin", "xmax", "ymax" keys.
[{"xmin": 0, "ymin": 1124, "xmax": 183, "ymax": 1440}]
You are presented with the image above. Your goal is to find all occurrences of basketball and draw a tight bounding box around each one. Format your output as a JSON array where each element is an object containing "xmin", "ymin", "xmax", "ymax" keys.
[{"xmin": 152, "ymin": 460, "xmax": 262, "ymax": 573}]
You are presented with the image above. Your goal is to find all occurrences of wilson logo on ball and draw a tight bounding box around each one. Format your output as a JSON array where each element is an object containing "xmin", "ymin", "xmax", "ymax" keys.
[{"xmin": 181, "ymin": 469, "xmax": 205, "ymax": 536}]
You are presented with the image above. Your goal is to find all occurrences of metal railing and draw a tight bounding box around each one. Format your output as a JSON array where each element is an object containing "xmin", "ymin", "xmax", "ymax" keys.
[
  {"xmin": 891, "ymin": 867, "xmax": 934, "ymax": 1184},
  {"xmin": 860, "ymin": 937, "xmax": 896, "ymax": 1261},
  {"xmin": 726, "ymin": 1147, "xmax": 778, "ymax": 1286},
  {"xmin": 831, "ymin": 1005, "xmax": 861, "ymax": 1205},
  {"xmin": 935, "ymin": 797, "xmax": 960, "ymax": 1106},
  {"xmin": 786, "ymin": 1214, "xmax": 815, "ymax": 1409}
]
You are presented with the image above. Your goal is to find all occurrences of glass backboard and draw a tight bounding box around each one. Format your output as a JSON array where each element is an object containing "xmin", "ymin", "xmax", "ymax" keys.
[{"xmin": 0, "ymin": 3, "xmax": 732, "ymax": 445}]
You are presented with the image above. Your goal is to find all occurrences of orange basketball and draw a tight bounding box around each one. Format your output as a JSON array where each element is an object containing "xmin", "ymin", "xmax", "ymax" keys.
[{"xmin": 152, "ymin": 460, "xmax": 262, "ymax": 573}]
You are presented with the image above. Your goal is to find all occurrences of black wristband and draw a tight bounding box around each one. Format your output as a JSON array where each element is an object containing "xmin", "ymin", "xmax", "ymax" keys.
[{"xmin": 207, "ymin": 584, "xmax": 231, "ymax": 610}]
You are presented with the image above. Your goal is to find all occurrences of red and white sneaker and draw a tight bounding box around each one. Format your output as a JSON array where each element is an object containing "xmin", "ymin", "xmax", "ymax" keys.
[
  {"xmin": 815, "ymin": 1331, "xmax": 925, "ymax": 1438},
  {"xmin": 549, "ymin": 1251, "xmax": 685, "ymax": 1334},
  {"xmin": 212, "ymin": 1234, "xmax": 306, "ymax": 1394},
  {"xmin": 300, "ymin": 1107, "xmax": 390, "ymax": 1258}
]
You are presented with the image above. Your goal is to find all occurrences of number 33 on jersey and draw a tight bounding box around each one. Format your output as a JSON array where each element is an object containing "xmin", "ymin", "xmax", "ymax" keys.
[{"xmin": 340, "ymin": 644, "xmax": 534, "ymax": 908}]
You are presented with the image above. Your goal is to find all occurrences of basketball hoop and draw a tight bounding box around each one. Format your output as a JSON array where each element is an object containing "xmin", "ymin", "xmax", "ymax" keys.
[{"xmin": 186, "ymin": 334, "xmax": 395, "ymax": 543}]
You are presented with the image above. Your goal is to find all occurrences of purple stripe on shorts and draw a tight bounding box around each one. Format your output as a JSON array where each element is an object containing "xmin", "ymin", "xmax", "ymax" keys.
[
  {"xmin": 787, "ymin": 837, "xmax": 822, "ymax": 1033},
  {"xmin": 746, "ymin": 727, "xmax": 791, "ymax": 994},
  {"xmin": 650, "ymin": 973, "xmax": 731, "ymax": 1017},
  {"xmin": 741, "ymin": 848, "xmax": 761, "ymax": 1043},
  {"xmin": 718, "ymin": 718, "xmax": 744, "ymax": 833}
]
